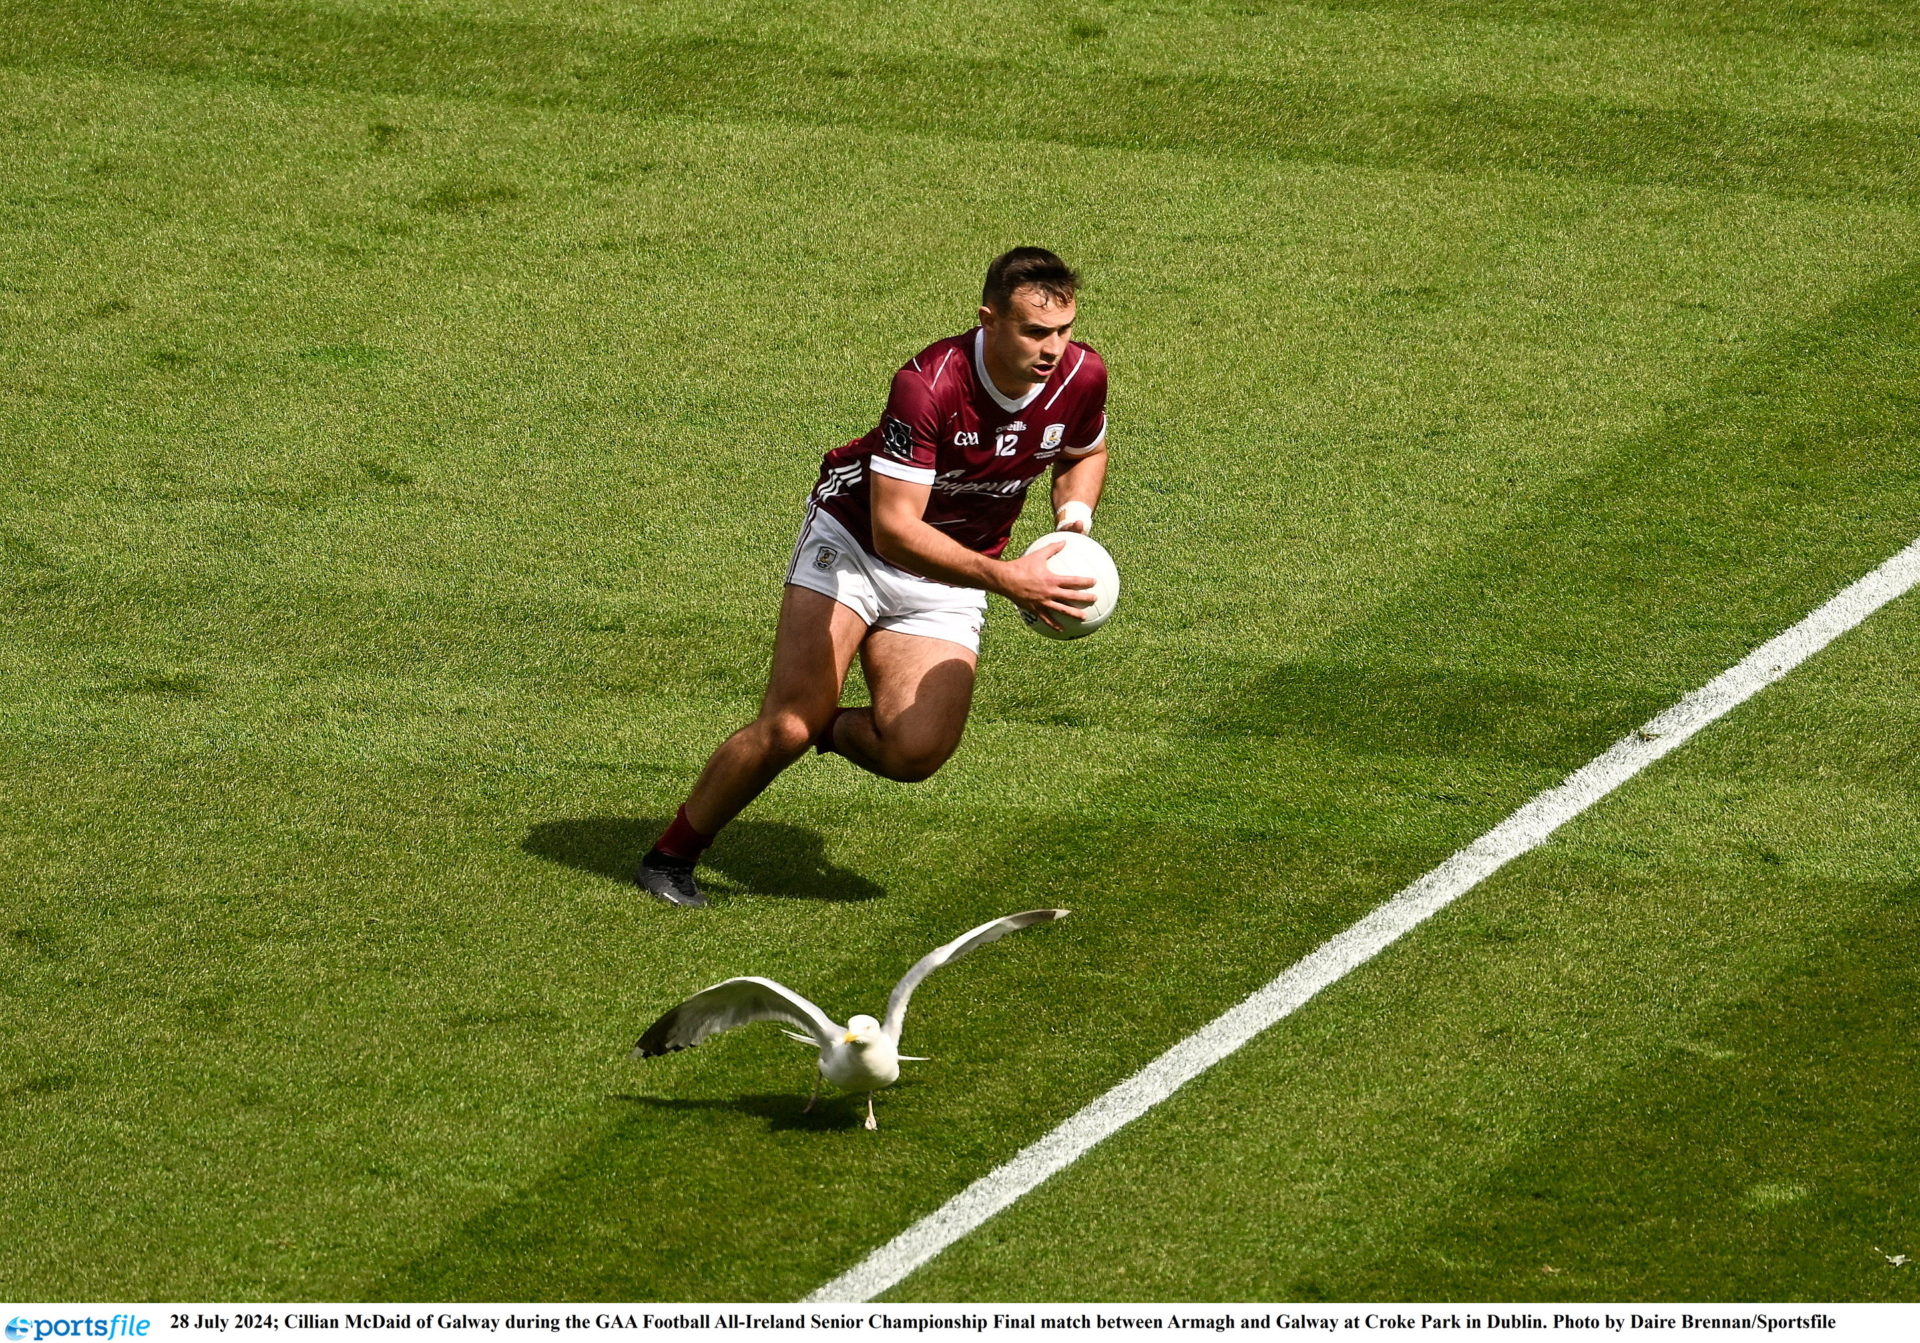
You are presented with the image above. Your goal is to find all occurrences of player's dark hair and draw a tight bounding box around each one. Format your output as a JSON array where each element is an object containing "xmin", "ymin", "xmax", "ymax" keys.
[{"xmin": 982, "ymin": 247, "xmax": 1079, "ymax": 312}]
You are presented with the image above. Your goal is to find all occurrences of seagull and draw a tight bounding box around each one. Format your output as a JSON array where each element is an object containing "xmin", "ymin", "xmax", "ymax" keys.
[{"xmin": 632, "ymin": 908, "xmax": 1068, "ymax": 1129}]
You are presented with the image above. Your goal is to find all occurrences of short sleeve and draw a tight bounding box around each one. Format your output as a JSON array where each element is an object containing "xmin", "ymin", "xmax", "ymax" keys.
[
  {"xmin": 870, "ymin": 367, "xmax": 940, "ymax": 485},
  {"xmin": 1064, "ymin": 350, "xmax": 1108, "ymax": 456}
]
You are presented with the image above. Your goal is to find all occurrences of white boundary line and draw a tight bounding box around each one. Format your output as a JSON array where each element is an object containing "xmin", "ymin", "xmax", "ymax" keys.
[{"xmin": 807, "ymin": 535, "xmax": 1920, "ymax": 1303}]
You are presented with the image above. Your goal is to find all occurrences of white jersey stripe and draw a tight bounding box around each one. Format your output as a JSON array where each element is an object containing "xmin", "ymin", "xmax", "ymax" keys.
[
  {"xmin": 1042, "ymin": 349, "xmax": 1088, "ymax": 410},
  {"xmin": 869, "ymin": 455, "xmax": 937, "ymax": 485},
  {"xmin": 1064, "ymin": 414, "xmax": 1107, "ymax": 455}
]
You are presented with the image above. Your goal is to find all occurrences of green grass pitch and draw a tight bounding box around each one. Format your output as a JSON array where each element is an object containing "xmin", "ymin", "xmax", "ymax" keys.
[{"xmin": 4, "ymin": 0, "xmax": 1919, "ymax": 1304}]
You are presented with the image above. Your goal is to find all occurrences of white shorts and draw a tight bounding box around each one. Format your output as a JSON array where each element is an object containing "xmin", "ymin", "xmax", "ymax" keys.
[{"xmin": 786, "ymin": 506, "xmax": 987, "ymax": 654}]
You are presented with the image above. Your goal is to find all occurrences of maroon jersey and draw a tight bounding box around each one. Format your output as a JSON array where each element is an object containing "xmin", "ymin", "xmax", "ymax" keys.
[{"xmin": 812, "ymin": 328, "xmax": 1108, "ymax": 559}]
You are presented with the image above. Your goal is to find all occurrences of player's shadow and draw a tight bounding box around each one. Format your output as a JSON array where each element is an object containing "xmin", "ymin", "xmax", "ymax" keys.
[{"xmin": 522, "ymin": 816, "xmax": 886, "ymax": 902}]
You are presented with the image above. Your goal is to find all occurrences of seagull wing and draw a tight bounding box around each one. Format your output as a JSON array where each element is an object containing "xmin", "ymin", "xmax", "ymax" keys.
[
  {"xmin": 633, "ymin": 976, "xmax": 840, "ymax": 1058},
  {"xmin": 882, "ymin": 909, "xmax": 1069, "ymax": 1044}
]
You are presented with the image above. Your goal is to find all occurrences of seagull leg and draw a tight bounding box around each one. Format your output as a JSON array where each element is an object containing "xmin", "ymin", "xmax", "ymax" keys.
[
  {"xmin": 864, "ymin": 1094, "xmax": 878, "ymax": 1131},
  {"xmin": 802, "ymin": 1071, "xmax": 820, "ymax": 1115}
]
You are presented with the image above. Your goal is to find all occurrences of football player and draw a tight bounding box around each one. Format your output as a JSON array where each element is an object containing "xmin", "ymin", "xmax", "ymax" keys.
[{"xmin": 638, "ymin": 248, "xmax": 1109, "ymax": 907}]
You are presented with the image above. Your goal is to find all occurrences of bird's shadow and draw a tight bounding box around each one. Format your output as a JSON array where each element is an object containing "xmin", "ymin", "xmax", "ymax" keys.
[
  {"xmin": 607, "ymin": 1091, "xmax": 881, "ymax": 1133},
  {"xmin": 523, "ymin": 816, "xmax": 884, "ymax": 902}
]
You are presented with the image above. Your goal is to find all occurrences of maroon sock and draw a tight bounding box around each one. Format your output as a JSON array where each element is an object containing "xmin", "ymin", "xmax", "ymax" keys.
[
  {"xmin": 652, "ymin": 805, "xmax": 712, "ymax": 862},
  {"xmin": 815, "ymin": 707, "xmax": 849, "ymax": 756}
]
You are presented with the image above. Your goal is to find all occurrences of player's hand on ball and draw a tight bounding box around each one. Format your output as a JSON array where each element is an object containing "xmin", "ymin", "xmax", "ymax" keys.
[
  {"xmin": 1000, "ymin": 541, "xmax": 1096, "ymax": 630},
  {"xmin": 1015, "ymin": 532, "xmax": 1120, "ymax": 640}
]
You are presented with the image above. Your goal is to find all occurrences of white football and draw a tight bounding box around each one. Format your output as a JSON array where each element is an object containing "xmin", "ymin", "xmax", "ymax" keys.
[{"xmin": 1017, "ymin": 530, "xmax": 1120, "ymax": 640}]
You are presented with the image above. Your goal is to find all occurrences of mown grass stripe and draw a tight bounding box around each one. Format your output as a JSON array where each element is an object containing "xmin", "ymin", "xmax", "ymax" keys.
[
  {"xmin": 4, "ymin": 0, "xmax": 1918, "ymax": 204},
  {"xmin": 1288, "ymin": 0, "xmax": 1920, "ymax": 52},
  {"xmin": 807, "ymin": 533, "xmax": 1920, "ymax": 1303}
]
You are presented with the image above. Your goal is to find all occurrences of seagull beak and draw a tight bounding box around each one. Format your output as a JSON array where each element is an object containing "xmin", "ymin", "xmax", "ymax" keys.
[{"xmin": 842, "ymin": 1031, "xmax": 856, "ymax": 1044}]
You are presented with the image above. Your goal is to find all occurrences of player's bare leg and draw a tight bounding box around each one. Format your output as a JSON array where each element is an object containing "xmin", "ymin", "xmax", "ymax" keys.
[
  {"xmin": 683, "ymin": 586, "xmax": 868, "ymax": 833},
  {"xmin": 826, "ymin": 629, "xmax": 976, "ymax": 783},
  {"xmin": 638, "ymin": 585, "xmax": 867, "ymax": 907}
]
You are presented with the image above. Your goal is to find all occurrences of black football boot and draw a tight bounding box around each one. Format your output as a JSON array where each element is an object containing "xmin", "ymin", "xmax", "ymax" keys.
[{"xmin": 635, "ymin": 849, "xmax": 707, "ymax": 908}]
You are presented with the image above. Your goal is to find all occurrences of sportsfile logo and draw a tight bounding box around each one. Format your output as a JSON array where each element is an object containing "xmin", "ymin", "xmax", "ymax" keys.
[{"xmin": 4, "ymin": 1317, "xmax": 148, "ymax": 1341}]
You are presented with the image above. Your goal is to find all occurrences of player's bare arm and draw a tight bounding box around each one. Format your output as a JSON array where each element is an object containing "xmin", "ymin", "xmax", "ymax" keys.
[
  {"xmin": 869, "ymin": 471, "xmax": 1095, "ymax": 627},
  {"xmin": 1050, "ymin": 445, "xmax": 1107, "ymax": 535}
]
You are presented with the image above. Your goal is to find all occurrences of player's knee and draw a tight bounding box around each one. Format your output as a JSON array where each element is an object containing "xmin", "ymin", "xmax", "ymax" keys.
[
  {"xmin": 760, "ymin": 711, "xmax": 819, "ymax": 760},
  {"xmin": 881, "ymin": 740, "xmax": 955, "ymax": 784},
  {"xmin": 884, "ymin": 757, "xmax": 942, "ymax": 784}
]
